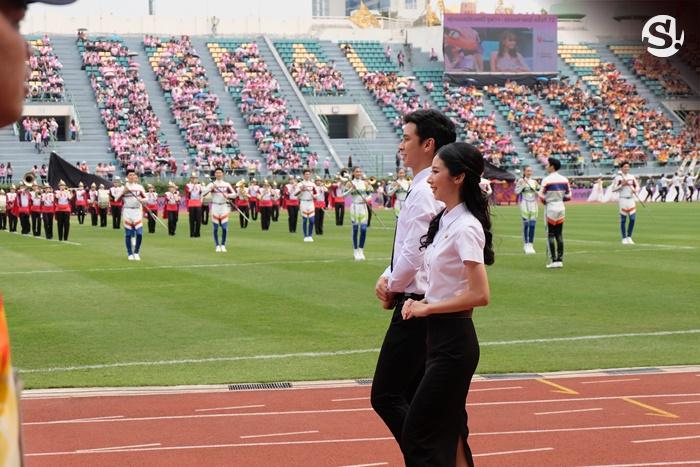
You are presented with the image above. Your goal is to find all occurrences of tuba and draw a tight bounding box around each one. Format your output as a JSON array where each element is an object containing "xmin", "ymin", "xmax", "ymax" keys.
[
  {"xmin": 23, "ymin": 172, "xmax": 36, "ymax": 187},
  {"xmin": 368, "ymin": 176, "xmax": 377, "ymax": 187}
]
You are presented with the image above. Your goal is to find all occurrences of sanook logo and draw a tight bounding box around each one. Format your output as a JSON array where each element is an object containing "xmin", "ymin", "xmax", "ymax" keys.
[{"xmin": 641, "ymin": 15, "xmax": 684, "ymax": 58}]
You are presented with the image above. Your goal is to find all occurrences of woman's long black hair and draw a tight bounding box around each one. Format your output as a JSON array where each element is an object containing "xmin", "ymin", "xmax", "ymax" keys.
[{"xmin": 419, "ymin": 142, "xmax": 495, "ymax": 266}]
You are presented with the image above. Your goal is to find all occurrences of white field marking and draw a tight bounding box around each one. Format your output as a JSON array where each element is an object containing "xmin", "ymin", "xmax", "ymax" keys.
[
  {"xmin": 0, "ymin": 230, "xmax": 82, "ymax": 246},
  {"xmin": 22, "ymin": 400, "xmax": 700, "ymax": 427},
  {"xmin": 535, "ymin": 408, "xmax": 603, "ymax": 415},
  {"xmin": 578, "ymin": 461, "xmax": 700, "ymax": 467},
  {"xmin": 20, "ymin": 329, "xmax": 700, "ymax": 374},
  {"xmin": 62, "ymin": 415, "xmax": 124, "ymax": 423},
  {"xmin": 497, "ymin": 235, "xmax": 696, "ymax": 250},
  {"xmin": 470, "ymin": 422, "xmax": 700, "ymax": 437},
  {"xmin": 499, "ymin": 247, "xmax": 685, "ymax": 257},
  {"xmin": 77, "ymin": 443, "xmax": 161, "ymax": 452},
  {"xmin": 475, "ymin": 447, "xmax": 554, "ymax": 457},
  {"xmin": 24, "ymin": 436, "xmax": 397, "ymax": 457},
  {"xmin": 240, "ymin": 430, "xmax": 319, "ymax": 439},
  {"xmin": 332, "ymin": 397, "xmax": 370, "ymax": 402},
  {"xmin": 470, "ymin": 386, "xmax": 522, "ymax": 392},
  {"xmin": 194, "ymin": 404, "xmax": 265, "ymax": 412},
  {"xmin": 632, "ymin": 434, "xmax": 700, "ymax": 444},
  {"xmin": 581, "ymin": 379, "xmax": 641, "ymax": 384},
  {"xmin": 337, "ymin": 463, "xmax": 388, "ymax": 467},
  {"xmin": 0, "ymin": 256, "xmax": 391, "ymax": 276},
  {"xmin": 668, "ymin": 401, "xmax": 700, "ymax": 405}
]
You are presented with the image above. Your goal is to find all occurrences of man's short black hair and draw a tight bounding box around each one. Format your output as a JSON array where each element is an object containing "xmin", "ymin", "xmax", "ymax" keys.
[
  {"xmin": 303, "ymin": 169, "xmax": 311, "ymax": 174},
  {"xmin": 403, "ymin": 109, "xmax": 457, "ymax": 153},
  {"xmin": 214, "ymin": 167, "xmax": 224, "ymax": 173},
  {"xmin": 619, "ymin": 160, "xmax": 630, "ymax": 168},
  {"xmin": 548, "ymin": 157, "xmax": 561, "ymax": 171},
  {"xmin": 125, "ymin": 169, "xmax": 136, "ymax": 175}
]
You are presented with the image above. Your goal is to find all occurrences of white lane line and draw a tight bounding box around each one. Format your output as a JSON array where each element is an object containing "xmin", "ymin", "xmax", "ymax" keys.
[
  {"xmin": 77, "ymin": 443, "xmax": 161, "ymax": 453},
  {"xmin": 535, "ymin": 408, "xmax": 603, "ymax": 416},
  {"xmin": 632, "ymin": 434, "xmax": 700, "ymax": 444},
  {"xmin": 20, "ymin": 329, "xmax": 700, "ymax": 374},
  {"xmin": 475, "ymin": 447, "xmax": 554, "ymax": 457},
  {"xmin": 195, "ymin": 404, "xmax": 265, "ymax": 412},
  {"xmin": 62, "ymin": 415, "xmax": 124, "ymax": 422},
  {"xmin": 24, "ymin": 436, "xmax": 397, "ymax": 457},
  {"xmin": 471, "ymin": 386, "xmax": 522, "ymax": 392},
  {"xmin": 0, "ymin": 256, "xmax": 391, "ymax": 276},
  {"xmin": 0, "ymin": 230, "xmax": 82, "ymax": 246},
  {"xmin": 497, "ymin": 235, "xmax": 696, "ymax": 249},
  {"xmin": 581, "ymin": 379, "xmax": 641, "ymax": 384},
  {"xmin": 337, "ymin": 463, "xmax": 388, "ymax": 467},
  {"xmin": 471, "ymin": 422, "xmax": 700, "ymax": 437},
  {"xmin": 468, "ymin": 393, "xmax": 700, "ymax": 408},
  {"xmin": 668, "ymin": 401, "xmax": 700, "ymax": 405},
  {"xmin": 578, "ymin": 461, "xmax": 700, "ymax": 467},
  {"xmin": 240, "ymin": 430, "xmax": 319, "ymax": 439},
  {"xmin": 332, "ymin": 397, "xmax": 369, "ymax": 402}
]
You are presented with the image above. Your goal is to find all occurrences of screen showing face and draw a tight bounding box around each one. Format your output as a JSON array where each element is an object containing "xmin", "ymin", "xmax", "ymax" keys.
[{"xmin": 443, "ymin": 14, "xmax": 558, "ymax": 74}]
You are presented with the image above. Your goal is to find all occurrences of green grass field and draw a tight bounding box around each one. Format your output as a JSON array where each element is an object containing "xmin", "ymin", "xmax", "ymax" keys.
[{"xmin": 1, "ymin": 203, "xmax": 698, "ymax": 389}]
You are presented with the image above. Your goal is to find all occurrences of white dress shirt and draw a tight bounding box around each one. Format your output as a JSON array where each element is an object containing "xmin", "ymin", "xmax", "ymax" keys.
[
  {"xmin": 383, "ymin": 167, "xmax": 443, "ymax": 294},
  {"xmin": 424, "ymin": 203, "xmax": 484, "ymax": 304}
]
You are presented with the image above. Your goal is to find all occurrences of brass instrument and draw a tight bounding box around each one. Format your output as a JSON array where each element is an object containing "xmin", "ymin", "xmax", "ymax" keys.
[
  {"xmin": 339, "ymin": 168, "xmax": 350, "ymax": 179},
  {"xmin": 368, "ymin": 176, "xmax": 377, "ymax": 186},
  {"xmin": 324, "ymin": 180, "xmax": 332, "ymax": 188},
  {"xmin": 23, "ymin": 172, "xmax": 36, "ymax": 187}
]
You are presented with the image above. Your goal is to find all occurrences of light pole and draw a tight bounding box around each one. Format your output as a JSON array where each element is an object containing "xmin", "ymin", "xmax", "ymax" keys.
[{"xmin": 148, "ymin": 0, "xmax": 154, "ymax": 15}]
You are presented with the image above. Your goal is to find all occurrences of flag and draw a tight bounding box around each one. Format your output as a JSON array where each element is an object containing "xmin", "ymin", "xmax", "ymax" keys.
[{"xmin": 0, "ymin": 297, "xmax": 21, "ymax": 466}]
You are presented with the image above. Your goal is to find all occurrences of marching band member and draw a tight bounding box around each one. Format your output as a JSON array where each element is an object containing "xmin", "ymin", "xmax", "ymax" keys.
[
  {"xmin": 145, "ymin": 184, "xmax": 159, "ymax": 234},
  {"xmin": 116, "ymin": 169, "xmax": 147, "ymax": 260},
  {"xmin": 299, "ymin": 169, "xmax": 316, "ymax": 242},
  {"xmin": 514, "ymin": 165, "xmax": 539, "ymax": 254},
  {"xmin": 88, "ymin": 183, "xmax": 98, "ymax": 226},
  {"xmin": 314, "ymin": 177, "xmax": 327, "ymax": 235},
  {"xmin": 332, "ymin": 176, "xmax": 346, "ymax": 225},
  {"xmin": 235, "ymin": 180, "xmax": 250, "ymax": 229},
  {"xmin": 97, "ymin": 183, "xmax": 110, "ymax": 227},
  {"xmin": 201, "ymin": 181, "xmax": 211, "ymax": 225},
  {"xmin": 366, "ymin": 180, "xmax": 375, "ymax": 228},
  {"xmin": 271, "ymin": 182, "xmax": 281, "ymax": 222},
  {"xmin": 164, "ymin": 181, "xmax": 180, "ymax": 236},
  {"xmin": 257, "ymin": 180, "xmax": 274, "ymax": 231},
  {"xmin": 612, "ymin": 161, "xmax": 638, "ymax": 244},
  {"xmin": 284, "ymin": 177, "xmax": 300, "ymax": 233},
  {"xmin": 6, "ymin": 186, "xmax": 17, "ymax": 232},
  {"xmin": 74, "ymin": 182, "xmax": 87, "ymax": 225},
  {"xmin": 185, "ymin": 172, "xmax": 203, "ymax": 237},
  {"xmin": 109, "ymin": 177, "xmax": 124, "ymax": 229},
  {"xmin": 41, "ymin": 183, "xmax": 55, "ymax": 240},
  {"xmin": 538, "ymin": 158, "xmax": 571, "ymax": 268},
  {"xmin": 16, "ymin": 185, "xmax": 31, "ymax": 235},
  {"xmin": 202, "ymin": 167, "xmax": 236, "ymax": 252},
  {"xmin": 54, "ymin": 180, "xmax": 73, "ymax": 242},
  {"xmin": 30, "ymin": 183, "xmax": 42, "ymax": 236},
  {"xmin": 248, "ymin": 178, "xmax": 260, "ymax": 221},
  {"xmin": 0, "ymin": 189, "xmax": 6, "ymax": 230},
  {"xmin": 343, "ymin": 167, "xmax": 372, "ymax": 260},
  {"xmin": 386, "ymin": 168, "xmax": 410, "ymax": 218}
]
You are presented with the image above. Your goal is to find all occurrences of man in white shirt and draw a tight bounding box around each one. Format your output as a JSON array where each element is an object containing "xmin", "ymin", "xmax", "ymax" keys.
[
  {"xmin": 538, "ymin": 158, "xmax": 571, "ymax": 268},
  {"xmin": 372, "ymin": 109, "xmax": 456, "ymax": 447}
]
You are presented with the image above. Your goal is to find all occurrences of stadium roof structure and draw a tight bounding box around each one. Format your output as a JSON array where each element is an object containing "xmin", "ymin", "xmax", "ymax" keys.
[{"xmin": 549, "ymin": 2, "xmax": 586, "ymax": 21}]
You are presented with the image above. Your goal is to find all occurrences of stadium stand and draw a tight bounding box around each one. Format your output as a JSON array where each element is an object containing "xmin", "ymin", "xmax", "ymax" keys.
[
  {"xmin": 25, "ymin": 35, "xmax": 65, "ymax": 102},
  {"xmin": 608, "ymin": 45, "xmax": 693, "ymax": 97},
  {"xmin": 275, "ymin": 40, "xmax": 345, "ymax": 96}
]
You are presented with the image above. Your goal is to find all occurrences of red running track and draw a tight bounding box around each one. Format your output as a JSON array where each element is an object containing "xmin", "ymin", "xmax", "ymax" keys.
[{"xmin": 21, "ymin": 367, "xmax": 700, "ymax": 466}]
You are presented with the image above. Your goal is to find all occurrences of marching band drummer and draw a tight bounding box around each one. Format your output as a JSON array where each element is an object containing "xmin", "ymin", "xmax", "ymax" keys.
[
  {"xmin": 235, "ymin": 180, "xmax": 250, "ymax": 229},
  {"xmin": 115, "ymin": 169, "xmax": 147, "ymax": 260},
  {"xmin": 145, "ymin": 184, "xmax": 159, "ymax": 234},
  {"xmin": 313, "ymin": 177, "xmax": 327, "ymax": 236},
  {"xmin": 97, "ymin": 183, "xmax": 110, "ymax": 228},
  {"xmin": 54, "ymin": 180, "xmax": 73, "ymax": 242},
  {"xmin": 299, "ymin": 169, "xmax": 317, "ymax": 242},
  {"xmin": 386, "ymin": 168, "xmax": 410, "ymax": 218},
  {"xmin": 202, "ymin": 167, "xmax": 236, "ymax": 252},
  {"xmin": 612, "ymin": 161, "xmax": 638, "ymax": 245},
  {"xmin": 164, "ymin": 181, "xmax": 180, "ymax": 236},
  {"xmin": 41, "ymin": 183, "xmax": 55, "ymax": 240},
  {"xmin": 30, "ymin": 183, "xmax": 42, "ymax": 236},
  {"xmin": 257, "ymin": 180, "xmax": 274, "ymax": 231},
  {"xmin": 515, "ymin": 166, "xmax": 539, "ymax": 255},
  {"xmin": 343, "ymin": 167, "xmax": 372, "ymax": 260}
]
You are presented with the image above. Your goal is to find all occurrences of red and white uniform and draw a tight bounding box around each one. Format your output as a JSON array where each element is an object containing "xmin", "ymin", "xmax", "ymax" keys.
[
  {"xmin": 41, "ymin": 191, "xmax": 55, "ymax": 214},
  {"xmin": 16, "ymin": 191, "xmax": 31, "ymax": 215},
  {"xmin": 109, "ymin": 186, "xmax": 124, "ymax": 208},
  {"xmin": 165, "ymin": 191, "xmax": 180, "ymax": 213},
  {"xmin": 88, "ymin": 189, "xmax": 98, "ymax": 210},
  {"xmin": 74, "ymin": 189, "xmax": 88, "ymax": 207},
  {"xmin": 258, "ymin": 187, "xmax": 273, "ymax": 208},
  {"xmin": 54, "ymin": 189, "xmax": 73, "ymax": 213},
  {"xmin": 145, "ymin": 191, "xmax": 159, "ymax": 215},
  {"xmin": 30, "ymin": 191, "xmax": 43, "ymax": 214},
  {"xmin": 204, "ymin": 180, "xmax": 235, "ymax": 225},
  {"xmin": 6, "ymin": 192, "xmax": 17, "ymax": 216},
  {"xmin": 285, "ymin": 183, "xmax": 299, "ymax": 210},
  {"xmin": 314, "ymin": 184, "xmax": 327, "ymax": 209},
  {"xmin": 298, "ymin": 180, "xmax": 316, "ymax": 217},
  {"xmin": 185, "ymin": 183, "xmax": 202, "ymax": 208},
  {"xmin": 236, "ymin": 187, "xmax": 249, "ymax": 208}
]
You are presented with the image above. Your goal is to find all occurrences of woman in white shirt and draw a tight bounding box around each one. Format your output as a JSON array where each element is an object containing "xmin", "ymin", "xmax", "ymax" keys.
[{"xmin": 401, "ymin": 142, "xmax": 493, "ymax": 467}]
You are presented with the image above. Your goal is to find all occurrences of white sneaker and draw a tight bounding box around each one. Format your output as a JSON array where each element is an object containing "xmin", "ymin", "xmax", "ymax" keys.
[
  {"xmin": 220, "ymin": 245, "xmax": 227, "ymax": 252},
  {"xmin": 128, "ymin": 254, "xmax": 134, "ymax": 261},
  {"xmin": 308, "ymin": 237, "xmax": 314, "ymax": 242},
  {"xmin": 546, "ymin": 262, "xmax": 557, "ymax": 269},
  {"xmin": 353, "ymin": 249, "xmax": 360, "ymax": 260},
  {"xmin": 627, "ymin": 238, "xmax": 634, "ymax": 245},
  {"xmin": 622, "ymin": 237, "xmax": 629, "ymax": 244},
  {"xmin": 215, "ymin": 245, "xmax": 221, "ymax": 252},
  {"xmin": 303, "ymin": 237, "xmax": 309, "ymax": 242},
  {"xmin": 523, "ymin": 243, "xmax": 529, "ymax": 254},
  {"xmin": 554, "ymin": 261, "xmax": 563, "ymax": 268},
  {"xmin": 133, "ymin": 253, "xmax": 141, "ymax": 261},
  {"xmin": 529, "ymin": 245, "xmax": 536, "ymax": 254},
  {"xmin": 358, "ymin": 248, "xmax": 366, "ymax": 260}
]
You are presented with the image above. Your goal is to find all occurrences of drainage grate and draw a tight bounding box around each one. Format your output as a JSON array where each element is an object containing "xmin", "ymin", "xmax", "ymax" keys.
[
  {"xmin": 228, "ymin": 382, "xmax": 292, "ymax": 391},
  {"xmin": 355, "ymin": 378, "xmax": 373, "ymax": 385},
  {"xmin": 604, "ymin": 367, "xmax": 659, "ymax": 375}
]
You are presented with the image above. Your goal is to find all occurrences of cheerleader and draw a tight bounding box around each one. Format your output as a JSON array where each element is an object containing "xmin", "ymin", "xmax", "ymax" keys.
[
  {"xmin": 298, "ymin": 170, "xmax": 317, "ymax": 242},
  {"xmin": 343, "ymin": 167, "xmax": 372, "ymax": 260},
  {"xmin": 401, "ymin": 142, "xmax": 493, "ymax": 467},
  {"xmin": 54, "ymin": 180, "xmax": 73, "ymax": 241},
  {"xmin": 202, "ymin": 167, "xmax": 236, "ymax": 252},
  {"xmin": 386, "ymin": 168, "xmax": 410, "ymax": 218},
  {"xmin": 514, "ymin": 166, "xmax": 539, "ymax": 254}
]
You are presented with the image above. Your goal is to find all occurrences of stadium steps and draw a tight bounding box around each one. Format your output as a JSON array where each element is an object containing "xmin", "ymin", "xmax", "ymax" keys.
[
  {"xmin": 536, "ymin": 93, "xmax": 593, "ymax": 165},
  {"xmin": 122, "ymin": 37, "xmax": 189, "ymax": 164},
  {"xmin": 257, "ymin": 38, "xmax": 333, "ymax": 163},
  {"xmin": 671, "ymin": 56, "xmax": 700, "ymax": 95},
  {"xmin": 189, "ymin": 37, "xmax": 262, "ymax": 165},
  {"xmin": 0, "ymin": 36, "xmax": 114, "ymax": 176}
]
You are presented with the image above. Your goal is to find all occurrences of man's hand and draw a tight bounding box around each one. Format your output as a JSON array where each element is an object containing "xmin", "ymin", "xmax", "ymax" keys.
[{"xmin": 375, "ymin": 276, "xmax": 395, "ymax": 309}]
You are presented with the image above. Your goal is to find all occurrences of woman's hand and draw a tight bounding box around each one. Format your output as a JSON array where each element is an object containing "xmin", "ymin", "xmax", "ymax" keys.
[{"xmin": 402, "ymin": 299, "xmax": 430, "ymax": 320}]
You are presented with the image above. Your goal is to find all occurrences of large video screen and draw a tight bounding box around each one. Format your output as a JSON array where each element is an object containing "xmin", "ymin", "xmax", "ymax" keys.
[{"xmin": 443, "ymin": 14, "xmax": 557, "ymax": 74}]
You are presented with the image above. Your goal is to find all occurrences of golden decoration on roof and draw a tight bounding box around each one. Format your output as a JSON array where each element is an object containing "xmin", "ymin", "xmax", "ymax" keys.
[{"xmin": 350, "ymin": 1, "xmax": 380, "ymax": 29}]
